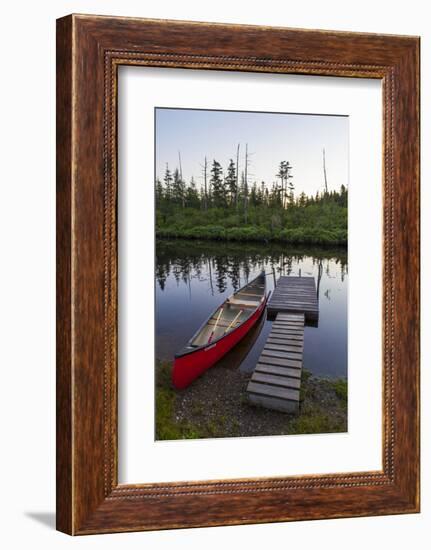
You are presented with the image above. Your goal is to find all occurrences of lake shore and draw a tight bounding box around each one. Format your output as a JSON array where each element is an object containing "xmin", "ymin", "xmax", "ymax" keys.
[
  {"xmin": 156, "ymin": 360, "xmax": 347, "ymax": 440},
  {"xmin": 156, "ymin": 225, "xmax": 347, "ymax": 246}
]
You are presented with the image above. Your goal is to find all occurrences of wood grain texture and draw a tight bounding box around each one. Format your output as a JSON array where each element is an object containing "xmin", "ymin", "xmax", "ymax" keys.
[
  {"xmin": 56, "ymin": 14, "xmax": 420, "ymax": 535},
  {"xmin": 56, "ymin": 16, "xmax": 73, "ymax": 535}
]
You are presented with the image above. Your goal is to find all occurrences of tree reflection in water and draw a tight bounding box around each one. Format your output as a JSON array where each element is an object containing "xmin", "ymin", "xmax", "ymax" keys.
[{"xmin": 156, "ymin": 238, "xmax": 347, "ymax": 295}]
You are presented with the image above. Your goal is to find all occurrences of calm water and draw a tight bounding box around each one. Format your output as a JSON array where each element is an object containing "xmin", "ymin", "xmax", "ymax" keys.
[{"xmin": 155, "ymin": 239, "xmax": 348, "ymax": 378}]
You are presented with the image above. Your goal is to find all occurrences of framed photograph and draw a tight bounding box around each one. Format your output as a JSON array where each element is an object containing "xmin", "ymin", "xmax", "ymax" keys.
[{"xmin": 56, "ymin": 14, "xmax": 420, "ymax": 534}]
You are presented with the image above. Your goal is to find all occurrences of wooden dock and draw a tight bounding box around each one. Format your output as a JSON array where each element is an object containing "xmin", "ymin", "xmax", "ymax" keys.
[
  {"xmin": 246, "ymin": 276, "xmax": 318, "ymax": 413},
  {"xmin": 267, "ymin": 276, "xmax": 318, "ymax": 322},
  {"xmin": 246, "ymin": 313, "xmax": 304, "ymax": 413}
]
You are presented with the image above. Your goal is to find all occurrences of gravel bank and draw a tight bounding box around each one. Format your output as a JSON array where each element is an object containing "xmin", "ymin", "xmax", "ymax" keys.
[{"xmin": 156, "ymin": 361, "xmax": 347, "ymax": 440}]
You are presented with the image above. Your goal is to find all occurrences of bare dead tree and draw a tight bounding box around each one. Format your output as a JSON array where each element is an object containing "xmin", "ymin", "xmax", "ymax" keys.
[
  {"xmin": 235, "ymin": 143, "xmax": 240, "ymax": 211},
  {"xmin": 178, "ymin": 151, "xmax": 185, "ymax": 207},
  {"xmin": 200, "ymin": 156, "xmax": 208, "ymax": 211},
  {"xmin": 178, "ymin": 150, "xmax": 183, "ymax": 181},
  {"xmin": 323, "ymin": 148, "xmax": 328, "ymax": 194},
  {"xmin": 244, "ymin": 143, "xmax": 249, "ymax": 224}
]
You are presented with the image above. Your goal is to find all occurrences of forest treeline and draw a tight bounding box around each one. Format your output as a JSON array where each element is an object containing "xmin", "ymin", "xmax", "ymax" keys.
[{"xmin": 156, "ymin": 156, "xmax": 347, "ymax": 246}]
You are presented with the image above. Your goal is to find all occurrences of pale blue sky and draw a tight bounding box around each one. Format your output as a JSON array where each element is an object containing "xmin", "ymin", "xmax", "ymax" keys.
[{"xmin": 155, "ymin": 108, "xmax": 349, "ymax": 197}]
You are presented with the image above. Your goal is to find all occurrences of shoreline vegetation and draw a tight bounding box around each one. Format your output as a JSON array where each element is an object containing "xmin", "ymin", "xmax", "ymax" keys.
[
  {"xmin": 156, "ymin": 360, "xmax": 347, "ymax": 441},
  {"xmin": 156, "ymin": 158, "xmax": 348, "ymax": 246}
]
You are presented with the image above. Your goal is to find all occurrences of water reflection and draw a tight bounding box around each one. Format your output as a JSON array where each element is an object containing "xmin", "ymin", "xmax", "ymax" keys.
[{"xmin": 155, "ymin": 239, "xmax": 348, "ymax": 378}]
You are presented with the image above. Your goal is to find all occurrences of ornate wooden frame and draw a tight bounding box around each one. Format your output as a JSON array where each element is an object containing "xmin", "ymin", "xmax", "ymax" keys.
[{"xmin": 56, "ymin": 14, "xmax": 420, "ymax": 534}]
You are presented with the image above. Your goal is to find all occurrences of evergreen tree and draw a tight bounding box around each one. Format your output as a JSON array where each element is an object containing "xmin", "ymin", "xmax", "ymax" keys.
[
  {"xmin": 155, "ymin": 177, "xmax": 164, "ymax": 206},
  {"xmin": 259, "ymin": 181, "xmax": 266, "ymax": 206},
  {"xmin": 298, "ymin": 191, "xmax": 307, "ymax": 207},
  {"xmin": 210, "ymin": 160, "xmax": 226, "ymax": 207},
  {"xmin": 172, "ymin": 167, "xmax": 185, "ymax": 206},
  {"xmin": 250, "ymin": 182, "xmax": 258, "ymax": 207},
  {"xmin": 339, "ymin": 184, "xmax": 348, "ymax": 207},
  {"xmin": 225, "ymin": 159, "xmax": 237, "ymax": 206},
  {"xmin": 276, "ymin": 160, "xmax": 293, "ymax": 207},
  {"xmin": 287, "ymin": 163, "xmax": 294, "ymax": 206},
  {"xmin": 163, "ymin": 164, "xmax": 173, "ymax": 201},
  {"xmin": 276, "ymin": 161, "xmax": 287, "ymax": 206},
  {"xmin": 186, "ymin": 176, "xmax": 200, "ymax": 208},
  {"xmin": 270, "ymin": 180, "xmax": 281, "ymax": 207}
]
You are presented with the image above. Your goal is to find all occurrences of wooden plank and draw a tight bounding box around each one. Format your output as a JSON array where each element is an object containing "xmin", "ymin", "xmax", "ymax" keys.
[
  {"xmin": 274, "ymin": 299, "xmax": 315, "ymax": 303},
  {"xmin": 258, "ymin": 355, "xmax": 302, "ymax": 369},
  {"xmin": 269, "ymin": 326, "xmax": 303, "ymax": 333},
  {"xmin": 277, "ymin": 313, "xmax": 305, "ymax": 318},
  {"xmin": 270, "ymin": 298, "xmax": 317, "ymax": 302},
  {"xmin": 274, "ymin": 317, "xmax": 305, "ymax": 322},
  {"xmin": 267, "ymin": 335, "xmax": 304, "ymax": 343},
  {"xmin": 275, "ymin": 302, "xmax": 315, "ymax": 306},
  {"xmin": 276, "ymin": 289, "xmax": 314, "ymax": 293},
  {"xmin": 270, "ymin": 330, "xmax": 303, "ymax": 337},
  {"xmin": 269, "ymin": 307, "xmax": 318, "ymax": 317},
  {"xmin": 272, "ymin": 304, "xmax": 316, "ymax": 308},
  {"xmin": 264, "ymin": 343, "xmax": 303, "ymax": 355},
  {"xmin": 271, "ymin": 302, "xmax": 317, "ymax": 309},
  {"xmin": 270, "ymin": 307, "xmax": 316, "ymax": 312},
  {"xmin": 271, "ymin": 325, "xmax": 303, "ymax": 331},
  {"xmin": 252, "ymin": 372, "xmax": 301, "ymax": 389},
  {"xmin": 274, "ymin": 322, "xmax": 304, "ymax": 327},
  {"xmin": 255, "ymin": 363, "xmax": 302, "ymax": 378},
  {"xmin": 267, "ymin": 339, "xmax": 303, "ymax": 350},
  {"xmin": 271, "ymin": 292, "xmax": 314, "ymax": 297},
  {"xmin": 275, "ymin": 298, "xmax": 314, "ymax": 302},
  {"xmin": 271, "ymin": 324, "xmax": 304, "ymax": 330},
  {"xmin": 274, "ymin": 292, "xmax": 315, "ymax": 297},
  {"xmin": 265, "ymin": 341, "xmax": 303, "ymax": 351},
  {"xmin": 275, "ymin": 287, "xmax": 315, "ymax": 291},
  {"xmin": 268, "ymin": 334, "xmax": 304, "ymax": 341},
  {"xmin": 267, "ymin": 336, "xmax": 300, "ymax": 343},
  {"xmin": 272, "ymin": 322, "xmax": 304, "ymax": 328},
  {"xmin": 273, "ymin": 302, "xmax": 312, "ymax": 307},
  {"xmin": 261, "ymin": 349, "xmax": 303, "ymax": 360},
  {"xmin": 272, "ymin": 322, "xmax": 305, "ymax": 327},
  {"xmin": 274, "ymin": 289, "xmax": 314, "ymax": 293},
  {"xmin": 274, "ymin": 295, "xmax": 314, "ymax": 298},
  {"xmin": 276, "ymin": 286, "xmax": 315, "ymax": 290},
  {"xmin": 247, "ymin": 381, "xmax": 300, "ymax": 402},
  {"xmin": 270, "ymin": 307, "xmax": 317, "ymax": 312},
  {"xmin": 274, "ymin": 287, "xmax": 315, "ymax": 296},
  {"xmin": 264, "ymin": 346, "xmax": 303, "ymax": 356},
  {"xmin": 273, "ymin": 332, "xmax": 304, "ymax": 338},
  {"xmin": 272, "ymin": 298, "xmax": 317, "ymax": 304},
  {"xmin": 267, "ymin": 333, "xmax": 300, "ymax": 340},
  {"xmin": 270, "ymin": 311, "xmax": 318, "ymax": 318}
]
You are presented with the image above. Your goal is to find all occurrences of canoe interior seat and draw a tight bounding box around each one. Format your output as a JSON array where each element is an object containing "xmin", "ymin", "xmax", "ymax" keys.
[
  {"xmin": 207, "ymin": 319, "xmax": 236, "ymax": 328},
  {"xmin": 228, "ymin": 297, "xmax": 261, "ymax": 307}
]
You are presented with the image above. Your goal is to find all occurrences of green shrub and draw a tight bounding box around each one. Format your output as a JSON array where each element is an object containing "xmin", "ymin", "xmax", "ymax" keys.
[{"xmin": 226, "ymin": 226, "xmax": 271, "ymax": 242}]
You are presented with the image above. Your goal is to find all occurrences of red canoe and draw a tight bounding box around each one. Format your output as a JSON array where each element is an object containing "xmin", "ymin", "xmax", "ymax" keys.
[{"xmin": 172, "ymin": 272, "xmax": 269, "ymax": 389}]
